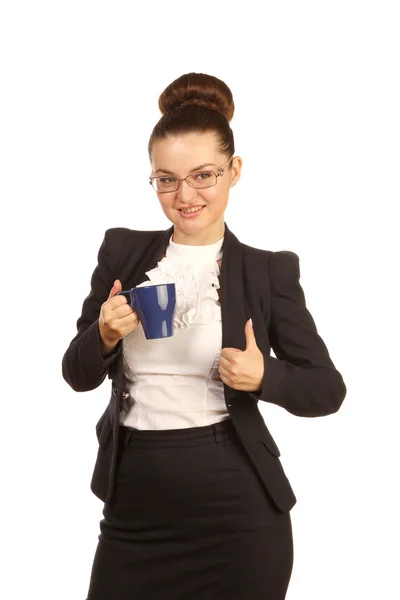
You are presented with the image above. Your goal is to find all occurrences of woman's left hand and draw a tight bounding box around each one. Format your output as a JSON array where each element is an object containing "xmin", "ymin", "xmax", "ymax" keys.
[{"xmin": 218, "ymin": 319, "xmax": 265, "ymax": 392}]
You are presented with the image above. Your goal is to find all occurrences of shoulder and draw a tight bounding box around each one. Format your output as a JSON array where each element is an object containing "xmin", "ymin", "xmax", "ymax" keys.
[
  {"xmin": 103, "ymin": 226, "xmax": 162, "ymax": 244},
  {"xmin": 97, "ymin": 227, "xmax": 164, "ymax": 270},
  {"xmin": 101, "ymin": 227, "xmax": 164, "ymax": 254},
  {"xmin": 241, "ymin": 242, "xmax": 300, "ymax": 272}
]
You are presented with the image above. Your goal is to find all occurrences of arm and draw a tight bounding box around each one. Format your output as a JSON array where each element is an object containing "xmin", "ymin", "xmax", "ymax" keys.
[
  {"xmin": 61, "ymin": 229, "xmax": 123, "ymax": 392},
  {"xmin": 254, "ymin": 250, "xmax": 347, "ymax": 417}
]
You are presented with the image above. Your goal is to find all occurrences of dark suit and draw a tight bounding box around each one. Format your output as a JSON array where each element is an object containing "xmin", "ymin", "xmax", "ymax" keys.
[{"xmin": 62, "ymin": 222, "xmax": 346, "ymax": 513}]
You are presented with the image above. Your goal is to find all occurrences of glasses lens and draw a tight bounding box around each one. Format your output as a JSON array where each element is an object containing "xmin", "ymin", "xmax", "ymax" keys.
[
  {"xmin": 153, "ymin": 177, "xmax": 178, "ymax": 192},
  {"xmin": 188, "ymin": 171, "xmax": 217, "ymax": 189}
]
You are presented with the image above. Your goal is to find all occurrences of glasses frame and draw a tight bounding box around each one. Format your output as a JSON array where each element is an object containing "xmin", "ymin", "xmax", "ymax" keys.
[{"xmin": 149, "ymin": 155, "xmax": 234, "ymax": 193}]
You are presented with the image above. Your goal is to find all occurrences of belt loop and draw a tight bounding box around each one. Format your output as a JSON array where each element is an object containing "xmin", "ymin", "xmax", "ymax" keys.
[{"xmin": 213, "ymin": 424, "xmax": 223, "ymax": 445}]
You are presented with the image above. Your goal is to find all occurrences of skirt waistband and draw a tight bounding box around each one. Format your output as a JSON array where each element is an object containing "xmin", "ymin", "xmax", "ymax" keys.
[{"xmin": 119, "ymin": 417, "xmax": 240, "ymax": 449}]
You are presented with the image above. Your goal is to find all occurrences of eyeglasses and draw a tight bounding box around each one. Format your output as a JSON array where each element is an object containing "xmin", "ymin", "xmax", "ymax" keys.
[{"xmin": 149, "ymin": 156, "xmax": 234, "ymax": 193}]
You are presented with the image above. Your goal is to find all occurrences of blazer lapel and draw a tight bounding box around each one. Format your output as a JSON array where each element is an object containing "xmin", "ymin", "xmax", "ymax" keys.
[{"xmin": 219, "ymin": 223, "xmax": 250, "ymax": 353}]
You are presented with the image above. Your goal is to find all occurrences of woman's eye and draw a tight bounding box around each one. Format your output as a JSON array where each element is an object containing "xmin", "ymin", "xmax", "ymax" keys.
[
  {"xmin": 160, "ymin": 177, "xmax": 176, "ymax": 184},
  {"xmin": 194, "ymin": 172, "xmax": 211, "ymax": 180}
]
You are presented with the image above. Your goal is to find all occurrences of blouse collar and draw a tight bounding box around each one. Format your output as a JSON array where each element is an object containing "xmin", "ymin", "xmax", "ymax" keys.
[{"xmin": 165, "ymin": 234, "xmax": 224, "ymax": 264}]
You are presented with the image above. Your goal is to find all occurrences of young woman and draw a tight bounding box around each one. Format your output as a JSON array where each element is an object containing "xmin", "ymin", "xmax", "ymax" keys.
[{"xmin": 62, "ymin": 72, "xmax": 347, "ymax": 600}]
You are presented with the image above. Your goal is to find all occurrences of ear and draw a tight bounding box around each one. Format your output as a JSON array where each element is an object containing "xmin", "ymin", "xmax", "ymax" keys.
[{"xmin": 229, "ymin": 156, "xmax": 243, "ymax": 188}]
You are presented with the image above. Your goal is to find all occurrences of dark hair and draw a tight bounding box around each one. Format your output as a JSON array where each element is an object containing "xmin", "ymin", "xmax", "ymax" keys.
[{"xmin": 148, "ymin": 72, "xmax": 235, "ymax": 170}]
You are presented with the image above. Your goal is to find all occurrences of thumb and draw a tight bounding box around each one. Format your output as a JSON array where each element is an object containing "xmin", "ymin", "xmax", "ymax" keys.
[
  {"xmin": 108, "ymin": 279, "xmax": 122, "ymax": 299},
  {"xmin": 245, "ymin": 318, "xmax": 256, "ymax": 350}
]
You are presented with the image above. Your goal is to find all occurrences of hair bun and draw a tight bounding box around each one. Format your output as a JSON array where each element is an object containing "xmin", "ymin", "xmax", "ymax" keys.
[{"xmin": 158, "ymin": 72, "xmax": 234, "ymax": 123}]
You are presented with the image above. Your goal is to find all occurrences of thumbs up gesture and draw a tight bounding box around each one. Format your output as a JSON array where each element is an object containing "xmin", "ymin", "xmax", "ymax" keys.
[
  {"xmin": 98, "ymin": 279, "xmax": 140, "ymax": 355},
  {"xmin": 218, "ymin": 319, "xmax": 265, "ymax": 392}
]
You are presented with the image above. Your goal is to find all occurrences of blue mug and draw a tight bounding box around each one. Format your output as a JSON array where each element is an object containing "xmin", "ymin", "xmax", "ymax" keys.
[{"xmin": 116, "ymin": 283, "xmax": 176, "ymax": 339}]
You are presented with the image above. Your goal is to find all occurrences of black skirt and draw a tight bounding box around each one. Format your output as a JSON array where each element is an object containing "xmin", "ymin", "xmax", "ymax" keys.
[{"xmin": 86, "ymin": 418, "xmax": 294, "ymax": 600}]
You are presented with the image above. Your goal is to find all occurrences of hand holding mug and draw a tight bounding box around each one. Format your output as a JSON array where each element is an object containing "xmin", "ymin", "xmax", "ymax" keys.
[
  {"xmin": 98, "ymin": 279, "xmax": 140, "ymax": 353},
  {"xmin": 116, "ymin": 283, "xmax": 176, "ymax": 340}
]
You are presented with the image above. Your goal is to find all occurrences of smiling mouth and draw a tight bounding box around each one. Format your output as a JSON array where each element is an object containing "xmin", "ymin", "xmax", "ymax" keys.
[{"xmin": 178, "ymin": 205, "xmax": 205, "ymax": 214}]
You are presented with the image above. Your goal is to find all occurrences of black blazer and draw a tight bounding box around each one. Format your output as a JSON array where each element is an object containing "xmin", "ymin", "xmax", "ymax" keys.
[{"xmin": 62, "ymin": 222, "xmax": 346, "ymax": 513}]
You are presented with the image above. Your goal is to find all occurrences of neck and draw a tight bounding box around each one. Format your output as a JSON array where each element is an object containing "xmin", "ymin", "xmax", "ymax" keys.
[{"xmin": 172, "ymin": 221, "xmax": 225, "ymax": 246}]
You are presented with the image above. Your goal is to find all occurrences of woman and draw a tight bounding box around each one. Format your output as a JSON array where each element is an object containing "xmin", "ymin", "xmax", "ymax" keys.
[{"xmin": 62, "ymin": 72, "xmax": 347, "ymax": 600}]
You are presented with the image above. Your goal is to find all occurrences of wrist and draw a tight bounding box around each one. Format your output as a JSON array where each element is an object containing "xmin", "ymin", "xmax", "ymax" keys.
[
  {"xmin": 98, "ymin": 322, "xmax": 118, "ymax": 357},
  {"xmin": 100, "ymin": 338, "xmax": 118, "ymax": 357}
]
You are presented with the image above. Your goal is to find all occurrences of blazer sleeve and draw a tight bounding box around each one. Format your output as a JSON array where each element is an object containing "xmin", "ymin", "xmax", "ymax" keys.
[
  {"xmin": 61, "ymin": 228, "xmax": 123, "ymax": 392},
  {"xmin": 255, "ymin": 250, "xmax": 347, "ymax": 417}
]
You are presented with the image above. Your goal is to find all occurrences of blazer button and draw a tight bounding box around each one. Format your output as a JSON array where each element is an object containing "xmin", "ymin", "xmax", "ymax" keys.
[{"xmin": 112, "ymin": 383, "xmax": 117, "ymax": 395}]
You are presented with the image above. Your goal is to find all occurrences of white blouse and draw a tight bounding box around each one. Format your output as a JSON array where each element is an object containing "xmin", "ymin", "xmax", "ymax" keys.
[{"xmin": 119, "ymin": 233, "xmax": 232, "ymax": 430}]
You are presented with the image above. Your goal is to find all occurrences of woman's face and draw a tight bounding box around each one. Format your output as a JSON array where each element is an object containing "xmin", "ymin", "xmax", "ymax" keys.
[{"xmin": 150, "ymin": 132, "xmax": 242, "ymax": 244}]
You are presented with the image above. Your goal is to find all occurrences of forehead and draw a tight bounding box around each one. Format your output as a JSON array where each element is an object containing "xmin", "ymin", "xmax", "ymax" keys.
[{"xmin": 151, "ymin": 132, "xmax": 219, "ymax": 173}]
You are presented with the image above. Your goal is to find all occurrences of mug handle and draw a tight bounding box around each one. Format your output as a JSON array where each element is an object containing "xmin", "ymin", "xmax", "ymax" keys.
[{"xmin": 116, "ymin": 290, "xmax": 136, "ymax": 310}]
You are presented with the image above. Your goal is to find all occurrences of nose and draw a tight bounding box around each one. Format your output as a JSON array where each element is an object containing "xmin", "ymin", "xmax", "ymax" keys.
[{"xmin": 176, "ymin": 178, "xmax": 198, "ymax": 202}]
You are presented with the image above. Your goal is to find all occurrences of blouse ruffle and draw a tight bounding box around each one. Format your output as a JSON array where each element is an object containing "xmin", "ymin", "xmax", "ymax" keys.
[{"xmin": 135, "ymin": 257, "xmax": 221, "ymax": 329}]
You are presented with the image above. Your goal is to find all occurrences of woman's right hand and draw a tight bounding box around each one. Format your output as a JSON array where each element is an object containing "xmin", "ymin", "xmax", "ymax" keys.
[{"xmin": 98, "ymin": 279, "xmax": 140, "ymax": 354}]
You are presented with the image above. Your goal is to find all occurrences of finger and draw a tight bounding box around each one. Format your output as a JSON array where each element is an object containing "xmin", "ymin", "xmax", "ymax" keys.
[
  {"xmin": 218, "ymin": 363, "xmax": 229, "ymax": 378},
  {"xmin": 218, "ymin": 355, "xmax": 230, "ymax": 368},
  {"xmin": 103, "ymin": 310, "xmax": 139, "ymax": 337},
  {"xmin": 108, "ymin": 279, "xmax": 122, "ymax": 300},
  {"xmin": 113, "ymin": 303, "xmax": 138, "ymax": 319},
  {"xmin": 116, "ymin": 311, "xmax": 140, "ymax": 328},
  {"xmin": 108, "ymin": 293, "xmax": 130, "ymax": 309}
]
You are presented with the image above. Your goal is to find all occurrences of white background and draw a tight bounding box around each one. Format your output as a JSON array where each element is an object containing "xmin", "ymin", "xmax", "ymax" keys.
[{"xmin": 1, "ymin": 1, "xmax": 399, "ymax": 598}]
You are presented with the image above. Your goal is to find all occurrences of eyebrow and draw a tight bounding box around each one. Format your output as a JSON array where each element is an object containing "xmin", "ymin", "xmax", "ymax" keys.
[{"xmin": 154, "ymin": 163, "xmax": 216, "ymax": 175}]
